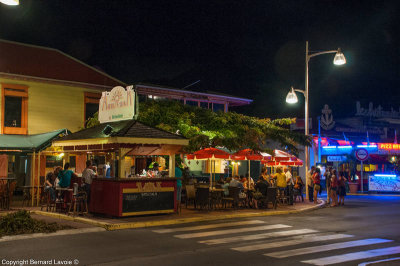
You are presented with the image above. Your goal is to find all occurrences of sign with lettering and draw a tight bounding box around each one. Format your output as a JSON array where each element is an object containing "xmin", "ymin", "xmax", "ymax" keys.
[
  {"xmin": 99, "ymin": 86, "xmax": 137, "ymax": 123},
  {"xmin": 356, "ymin": 101, "xmax": 400, "ymax": 118},
  {"xmin": 327, "ymin": 156, "xmax": 346, "ymax": 162},
  {"xmin": 378, "ymin": 143, "xmax": 400, "ymax": 151}
]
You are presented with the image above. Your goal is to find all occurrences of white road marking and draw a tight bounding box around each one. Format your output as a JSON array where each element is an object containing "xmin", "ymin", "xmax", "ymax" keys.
[
  {"xmin": 174, "ymin": 224, "xmax": 291, "ymax": 239},
  {"xmin": 153, "ymin": 220, "xmax": 265, "ymax": 233},
  {"xmin": 266, "ymin": 238, "xmax": 392, "ymax": 258},
  {"xmin": 301, "ymin": 245, "xmax": 400, "ymax": 265},
  {"xmin": 358, "ymin": 257, "xmax": 400, "ymax": 266},
  {"xmin": 199, "ymin": 228, "xmax": 318, "ymax": 245},
  {"xmin": 232, "ymin": 233, "xmax": 354, "ymax": 252}
]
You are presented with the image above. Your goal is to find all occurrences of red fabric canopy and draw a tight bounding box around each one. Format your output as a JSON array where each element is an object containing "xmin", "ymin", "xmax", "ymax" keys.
[
  {"xmin": 186, "ymin": 147, "xmax": 231, "ymax": 160},
  {"xmin": 273, "ymin": 149, "xmax": 298, "ymax": 161},
  {"xmin": 231, "ymin": 149, "xmax": 272, "ymax": 161}
]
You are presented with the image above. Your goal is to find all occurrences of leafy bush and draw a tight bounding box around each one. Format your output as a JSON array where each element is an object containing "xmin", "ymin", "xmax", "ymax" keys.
[{"xmin": 0, "ymin": 210, "xmax": 72, "ymax": 237}]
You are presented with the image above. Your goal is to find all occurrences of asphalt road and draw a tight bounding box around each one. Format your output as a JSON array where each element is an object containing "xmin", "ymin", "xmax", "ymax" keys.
[{"xmin": 1, "ymin": 195, "xmax": 400, "ymax": 266}]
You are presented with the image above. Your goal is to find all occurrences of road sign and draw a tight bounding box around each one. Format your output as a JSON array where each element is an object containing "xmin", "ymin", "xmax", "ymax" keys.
[{"xmin": 355, "ymin": 148, "xmax": 369, "ymax": 161}]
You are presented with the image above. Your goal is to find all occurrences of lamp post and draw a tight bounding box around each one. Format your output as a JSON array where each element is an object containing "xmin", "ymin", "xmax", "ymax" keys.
[{"xmin": 286, "ymin": 41, "xmax": 346, "ymax": 200}]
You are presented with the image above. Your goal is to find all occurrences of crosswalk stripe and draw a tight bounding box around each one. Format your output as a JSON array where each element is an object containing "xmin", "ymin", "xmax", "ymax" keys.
[
  {"xmin": 265, "ymin": 238, "xmax": 393, "ymax": 258},
  {"xmin": 174, "ymin": 224, "xmax": 291, "ymax": 239},
  {"xmin": 153, "ymin": 220, "xmax": 265, "ymax": 233},
  {"xmin": 302, "ymin": 245, "xmax": 400, "ymax": 265},
  {"xmin": 358, "ymin": 257, "xmax": 400, "ymax": 266},
  {"xmin": 232, "ymin": 233, "xmax": 354, "ymax": 252},
  {"xmin": 199, "ymin": 228, "xmax": 317, "ymax": 245}
]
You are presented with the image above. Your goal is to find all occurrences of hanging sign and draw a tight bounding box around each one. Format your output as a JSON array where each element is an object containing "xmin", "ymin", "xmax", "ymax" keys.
[
  {"xmin": 327, "ymin": 155, "xmax": 346, "ymax": 162},
  {"xmin": 355, "ymin": 148, "xmax": 369, "ymax": 161},
  {"xmin": 99, "ymin": 86, "xmax": 136, "ymax": 123}
]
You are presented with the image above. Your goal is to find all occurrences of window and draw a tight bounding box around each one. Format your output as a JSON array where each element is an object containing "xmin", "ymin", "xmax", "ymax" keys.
[
  {"xmin": 84, "ymin": 92, "xmax": 101, "ymax": 125},
  {"xmin": 200, "ymin": 102, "xmax": 209, "ymax": 109},
  {"xmin": 212, "ymin": 103, "xmax": 225, "ymax": 112},
  {"xmin": 185, "ymin": 100, "xmax": 199, "ymax": 107},
  {"xmin": 2, "ymin": 84, "xmax": 28, "ymax": 135}
]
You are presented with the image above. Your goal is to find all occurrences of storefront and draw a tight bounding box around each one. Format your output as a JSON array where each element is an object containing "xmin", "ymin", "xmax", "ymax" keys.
[
  {"xmin": 52, "ymin": 119, "xmax": 188, "ymax": 217},
  {"xmin": 317, "ymin": 139, "xmax": 400, "ymax": 193}
]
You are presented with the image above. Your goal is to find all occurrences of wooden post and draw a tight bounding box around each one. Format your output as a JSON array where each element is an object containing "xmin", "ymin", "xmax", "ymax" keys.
[
  {"xmin": 36, "ymin": 152, "xmax": 41, "ymax": 206},
  {"xmin": 169, "ymin": 154, "xmax": 175, "ymax": 177},
  {"xmin": 31, "ymin": 152, "xmax": 35, "ymax": 206}
]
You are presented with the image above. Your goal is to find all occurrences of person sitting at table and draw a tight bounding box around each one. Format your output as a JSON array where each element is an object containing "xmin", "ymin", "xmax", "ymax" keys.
[
  {"xmin": 58, "ymin": 163, "xmax": 77, "ymax": 188},
  {"xmin": 252, "ymin": 175, "xmax": 269, "ymax": 209},
  {"xmin": 44, "ymin": 171, "xmax": 56, "ymax": 201},
  {"xmin": 229, "ymin": 176, "xmax": 244, "ymax": 190},
  {"xmin": 222, "ymin": 177, "xmax": 231, "ymax": 196}
]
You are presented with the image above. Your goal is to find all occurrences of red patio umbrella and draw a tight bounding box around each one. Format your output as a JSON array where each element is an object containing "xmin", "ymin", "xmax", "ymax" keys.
[
  {"xmin": 185, "ymin": 147, "xmax": 231, "ymax": 188},
  {"xmin": 273, "ymin": 149, "xmax": 298, "ymax": 161},
  {"xmin": 231, "ymin": 149, "xmax": 272, "ymax": 188},
  {"xmin": 186, "ymin": 147, "xmax": 230, "ymax": 160}
]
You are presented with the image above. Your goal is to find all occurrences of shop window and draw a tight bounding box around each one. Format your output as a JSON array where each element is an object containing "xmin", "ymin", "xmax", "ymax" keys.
[
  {"xmin": 212, "ymin": 103, "xmax": 225, "ymax": 112},
  {"xmin": 84, "ymin": 92, "xmax": 101, "ymax": 125},
  {"xmin": 185, "ymin": 100, "xmax": 199, "ymax": 107},
  {"xmin": 2, "ymin": 84, "xmax": 28, "ymax": 135},
  {"xmin": 200, "ymin": 102, "xmax": 209, "ymax": 109}
]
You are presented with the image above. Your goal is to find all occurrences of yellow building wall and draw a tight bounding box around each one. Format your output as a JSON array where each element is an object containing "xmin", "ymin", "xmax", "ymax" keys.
[{"xmin": 0, "ymin": 78, "xmax": 103, "ymax": 134}]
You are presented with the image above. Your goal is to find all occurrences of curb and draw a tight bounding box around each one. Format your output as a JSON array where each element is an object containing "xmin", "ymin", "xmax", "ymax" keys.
[
  {"xmin": 32, "ymin": 200, "xmax": 325, "ymax": 231},
  {"xmin": 0, "ymin": 227, "xmax": 106, "ymax": 242}
]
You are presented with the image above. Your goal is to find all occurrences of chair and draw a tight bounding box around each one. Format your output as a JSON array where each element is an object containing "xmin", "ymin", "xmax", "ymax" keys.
[
  {"xmin": 0, "ymin": 183, "xmax": 6, "ymax": 209},
  {"xmin": 222, "ymin": 187, "xmax": 240, "ymax": 209},
  {"xmin": 195, "ymin": 187, "xmax": 210, "ymax": 210},
  {"xmin": 185, "ymin": 184, "xmax": 196, "ymax": 208},
  {"xmin": 3, "ymin": 181, "xmax": 17, "ymax": 209},
  {"xmin": 266, "ymin": 187, "xmax": 277, "ymax": 209},
  {"xmin": 293, "ymin": 187, "xmax": 304, "ymax": 202},
  {"xmin": 69, "ymin": 191, "xmax": 88, "ymax": 216}
]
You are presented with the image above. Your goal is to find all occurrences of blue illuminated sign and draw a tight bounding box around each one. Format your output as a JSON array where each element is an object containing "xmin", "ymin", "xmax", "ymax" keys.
[{"xmin": 369, "ymin": 174, "xmax": 400, "ymax": 192}]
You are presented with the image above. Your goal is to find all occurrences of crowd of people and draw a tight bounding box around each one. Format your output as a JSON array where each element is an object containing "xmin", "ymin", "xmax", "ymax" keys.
[
  {"xmin": 216, "ymin": 166, "xmax": 304, "ymax": 209},
  {"xmin": 44, "ymin": 160, "xmax": 97, "ymax": 204},
  {"xmin": 306, "ymin": 165, "xmax": 347, "ymax": 206}
]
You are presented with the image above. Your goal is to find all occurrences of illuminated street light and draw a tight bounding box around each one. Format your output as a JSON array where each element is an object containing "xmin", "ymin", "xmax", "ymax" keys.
[
  {"xmin": 0, "ymin": 0, "xmax": 19, "ymax": 5},
  {"xmin": 333, "ymin": 48, "xmax": 346, "ymax": 65},
  {"xmin": 286, "ymin": 41, "xmax": 346, "ymax": 200}
]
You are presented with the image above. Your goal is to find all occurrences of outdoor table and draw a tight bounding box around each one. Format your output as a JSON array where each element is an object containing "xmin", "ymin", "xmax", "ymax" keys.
[{"xmin": 0, "ymin": 177, "xmax": 16, "ymax": 209}]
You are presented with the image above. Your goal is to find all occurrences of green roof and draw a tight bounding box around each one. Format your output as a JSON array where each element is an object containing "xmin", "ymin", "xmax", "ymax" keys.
[{"xmin": 0, "ymin": 129, "xmax": 68, "ymax": 152}]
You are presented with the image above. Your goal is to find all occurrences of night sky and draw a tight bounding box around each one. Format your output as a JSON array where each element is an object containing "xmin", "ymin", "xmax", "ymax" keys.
[{"xmin": 0, "ymin": 0, "xmax": 399, "ymax": 120}]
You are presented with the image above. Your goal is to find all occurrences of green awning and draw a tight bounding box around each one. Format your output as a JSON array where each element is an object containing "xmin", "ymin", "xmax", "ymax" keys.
[{"xmin": 0, "ymin": 129, "xmax": 68, "ymax": 152}]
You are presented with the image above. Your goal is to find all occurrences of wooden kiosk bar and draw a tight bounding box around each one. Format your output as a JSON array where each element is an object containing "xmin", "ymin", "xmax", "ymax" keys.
[{"xmin": 52, "ymin": 119, "xmax": 188, "ymax": 217}]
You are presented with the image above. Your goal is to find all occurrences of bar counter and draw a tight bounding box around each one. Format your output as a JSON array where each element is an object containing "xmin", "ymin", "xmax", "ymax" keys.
[{"xmin": 89, "ymin": 177, "xmax": 177, "ymax": 217}]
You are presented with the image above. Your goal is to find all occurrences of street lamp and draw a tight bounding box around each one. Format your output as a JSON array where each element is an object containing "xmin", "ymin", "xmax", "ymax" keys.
[
  {"xmin": 286, "ymin": 41, "xmax": 346, "ymax": 200},
  {"xmin": 0, "ymin": 0, "xmax": 19, "ymax": 5}
]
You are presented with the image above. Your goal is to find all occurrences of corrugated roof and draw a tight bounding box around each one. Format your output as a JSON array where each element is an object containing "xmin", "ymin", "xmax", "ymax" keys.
[
  {"xmin": 0, "ymin": 39, "xmax": 125, "ymax": 88},
  {"xmin": 58, "ymin": 120, "xmax": 186, "ymax": 141},
  {"xmin": 0, "ymin": 129, "xmax": 67, "ymax": 152}
]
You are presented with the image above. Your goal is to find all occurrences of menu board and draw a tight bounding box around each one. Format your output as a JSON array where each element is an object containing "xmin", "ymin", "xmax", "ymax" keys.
[{"xmin": 122, "ymin": 191, "xmax": 174, "ymax": 213}]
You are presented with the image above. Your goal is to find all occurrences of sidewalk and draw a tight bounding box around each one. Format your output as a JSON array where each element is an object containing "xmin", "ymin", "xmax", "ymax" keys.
[{"xmin": 17, "ymin": 199, "xmax": 325, "ymax": 231}]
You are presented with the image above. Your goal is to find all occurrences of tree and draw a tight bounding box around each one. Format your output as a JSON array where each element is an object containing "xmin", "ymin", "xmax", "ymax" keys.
[{"xmin": 86, "ymin": 100, "xmax": 311, "ymax": 154}]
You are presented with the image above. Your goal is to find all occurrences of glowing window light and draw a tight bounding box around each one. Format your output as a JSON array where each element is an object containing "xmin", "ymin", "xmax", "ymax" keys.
[
  {"xmin": 322, "ymin": 146, "xmax": 337, "ymax": 149},
  {"xmin": 374, "ymin": 174, "xmax": 397, "ymax": 178},
  {"xmin": 338, "ymin": 146, "xmax": 352, "ymax": 149},
  {"xmin": 357, "ymin": 145, "xmax": 377, "ymax": 148}
]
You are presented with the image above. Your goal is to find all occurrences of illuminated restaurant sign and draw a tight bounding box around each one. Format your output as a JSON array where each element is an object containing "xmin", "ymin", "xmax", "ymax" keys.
[
  {"xmin": 99, "ymin": 85, "xmax": 137, "ymax": 123},
  {"xmin": 378, "ymin": 143, "xmax": 400, "ymax": 151}
]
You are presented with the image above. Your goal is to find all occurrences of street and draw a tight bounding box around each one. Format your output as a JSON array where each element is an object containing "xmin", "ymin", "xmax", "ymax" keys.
[{"xmin": 1, "ymin": 195, "xmax": 400, "ymax": 266}]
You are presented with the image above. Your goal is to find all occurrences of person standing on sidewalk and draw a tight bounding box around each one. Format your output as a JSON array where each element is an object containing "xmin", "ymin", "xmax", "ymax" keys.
[
  {"xmin": 338, "ymin": 171, "xmax": 347, "ymax": 205},
  {"xmin": 330, "ymin": 169, "xmax": 338, "ymax": 207},
  {"xmin": 82, "ymin": 160, "xmax": 97, "ymax": 204},
  {"xmin": 312, "ymin": 168, "xmax": 321, "ymax": 204},
  {"xmin": 285, "ymin": 167, "xmax": 294, "ymax": 205},
  {"xmin": 306, "ymin": 166, "xmax": 315, "ymax": 202},
  {"xmin": 324, "ymin": 166, "xmax": 332, "ymax": 204}
]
